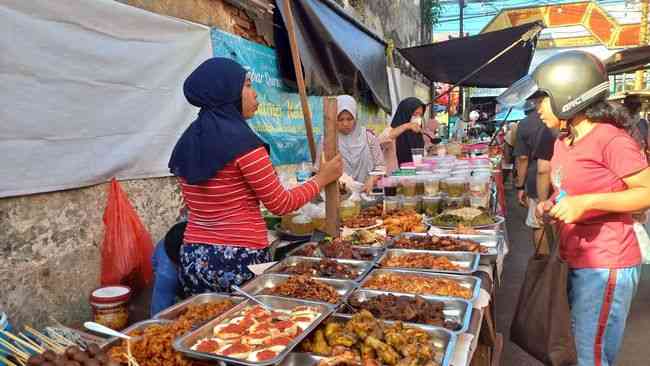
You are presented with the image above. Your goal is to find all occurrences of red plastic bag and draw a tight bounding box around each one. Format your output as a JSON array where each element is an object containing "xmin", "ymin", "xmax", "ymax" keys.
[{"xmin": 100, "ymin": 178, "xmax": 154, "ymax": 290}]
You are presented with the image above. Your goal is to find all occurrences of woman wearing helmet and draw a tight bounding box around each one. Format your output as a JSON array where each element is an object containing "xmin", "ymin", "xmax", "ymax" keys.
[{"xmin": 499, "ymin": 51, "xmax": 650, "ymax": 365}]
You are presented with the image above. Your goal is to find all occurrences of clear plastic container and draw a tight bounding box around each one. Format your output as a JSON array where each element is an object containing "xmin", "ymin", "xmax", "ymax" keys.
[
  {"xmin": 444, "ymin": 195, "xmax": 468, "ymax": 210},
  {"xmin": 469, "ymin": 176, "xmax": 490, "ymax": 197},
  {"xmin": 422, "ymin": 195, "xmax": 442, "ymax": 216},
  {"xmin": 423, "ymin": 175, "xmax": 442, "ymax": 196},
  {"xmin": 400, "ymin": 177, "xmax": 417, "ymax": 197},
  {"xmin": 415, "ymin": 176, "xmax": 426, "ymax": 196},
  {"xmin": 470, "ymin": 194, "xmax": 490, "ymax": 209},
  {"xmin": 292, "ymin": 213, "xmax": 314, "ymax": 235},
  {"xmin": 281, "ymin": 211, "xmax": 299, "ymax": 231},
  {"xmin": 402, "ymin": 197, "xmax": 418, "ymax": 212},
  {"xmin": 339, "ymin": 199, "xmax": 361, "ymax": 220},
  {"xmin": 384, "ymin": 196, "xmax": 401, "ymax": 213},
  {"xmin": 442, "ymin": 177, "xmax": 468, "ymax": 197}
]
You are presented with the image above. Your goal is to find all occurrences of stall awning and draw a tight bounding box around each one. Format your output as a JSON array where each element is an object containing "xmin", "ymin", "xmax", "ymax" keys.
[
  {"xmin": 274, "ymin": 0, "xmax": 391, "ymax": 111},
  {"xmin": 605, "ymin": 45, "xmax": 650, "ymax": 75},
  {"xmin": 399, "ymin": 22, "xmax": 542, "ymax": 88}
]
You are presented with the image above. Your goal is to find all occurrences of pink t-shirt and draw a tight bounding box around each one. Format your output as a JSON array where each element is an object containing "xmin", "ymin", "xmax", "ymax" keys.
[{"xmin": 551, "ymin": 123, "xmax": 647, "ymax": 268}]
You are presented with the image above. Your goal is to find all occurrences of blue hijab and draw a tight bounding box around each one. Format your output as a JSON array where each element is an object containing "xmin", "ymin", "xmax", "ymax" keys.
[{"xmin": 168, "ymin": 58, "xmax": 266, "ymax": 184}]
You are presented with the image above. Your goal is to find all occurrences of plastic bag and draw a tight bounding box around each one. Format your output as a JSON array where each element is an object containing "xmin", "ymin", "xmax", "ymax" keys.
[{"xmin": 100, "ymin": 178, "xmax": 154, "ymax": 290}]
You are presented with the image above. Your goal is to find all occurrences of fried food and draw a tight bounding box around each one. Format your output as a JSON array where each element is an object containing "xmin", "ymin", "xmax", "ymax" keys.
[
  {"xmin": 108, "ymin": 299, "xmax": 236, "ymax": 366},
  {"xmin": 277, "ymin": 258, "xmax": 357, "ymax": 279},
  {"xmin": 301, "ymin": 239, "xmax": 379, "ymax": 261},
  {"xmin": 431, "ymin": 208, "xmax": 496, "ymax": 228},
  {"xmin": 380, "ymin": 253, "xmax": 462, "ymax": 271},
  {"xmin": 302, "ymin": 311, "xmax": 442, "ymax": 366},
  {"xmin": 263, "ymin": 275, "xmax": 341, "ymax": 304},
  {"xmin": 393, "ymin": 235, "xmax": 488, "ymax": 253},
  {"xmin": 342, "ymin": 217, "xmax": 379, "ymax": 229},
  {"xmin": 450, "ymin": 224, "xmax": 481, "ymax": 235},
  {"xmin": 363, "ymin": 273, "xmax": 472, "ymax": 299},
  {"xmin": 381, "ymin": 210, "xmax": 427, "ymax": 236},
  {"xmin": 346, "ymin": 294, "xmax": 460, "ymax": 330},
  {"xmin": 342, "ymin": 229, "xmax": 385, "ymax": 247},
  {"xmin": 358, "ymin": 205, "xmax": 383, "ymax": 219},
  {"xmin": 191, "ymin": 305, "xmax": 321, "ymax": 363}
]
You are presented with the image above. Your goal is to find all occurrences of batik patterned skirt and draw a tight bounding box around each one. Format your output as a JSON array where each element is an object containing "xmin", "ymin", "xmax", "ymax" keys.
[{"xmin": 179, "ymin": 243, "xmax": 270, "ymax": 297}]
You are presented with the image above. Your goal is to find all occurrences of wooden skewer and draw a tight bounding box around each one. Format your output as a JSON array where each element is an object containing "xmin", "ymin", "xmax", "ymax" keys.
[
  {"xmin": 18, "ymin": 332, "xmax": 46, "ymax": 352},
  {"xmin": 0, "ymin": 354, "xmax": 19, "ymax": 366},
  {"xmin": 24, "ymin": 326, "xmax": 64, "ymax": 353},
  {"xmin": 0, "ymin": 338, "xmax": 29, "ymax": 360},
  {"xmin": 0, "ymin": 330, "xmax": 44, "ymax": 353}
]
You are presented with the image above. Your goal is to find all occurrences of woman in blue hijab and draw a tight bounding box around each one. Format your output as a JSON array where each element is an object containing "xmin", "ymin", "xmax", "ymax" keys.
[{"xmin": 168, "ymin": 58, "xmax": 342, "ymax": 296}]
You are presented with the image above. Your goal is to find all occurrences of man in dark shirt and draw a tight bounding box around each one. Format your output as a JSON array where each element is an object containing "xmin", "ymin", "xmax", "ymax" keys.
[{"xmin": 514, "ymin": 98, "xmax": 554, "ymax": 253}]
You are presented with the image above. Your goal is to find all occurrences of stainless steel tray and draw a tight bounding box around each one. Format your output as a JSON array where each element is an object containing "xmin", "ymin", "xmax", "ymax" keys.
[
  {"xmin": 388, "ymin": 232, "xmax": 499, "ymax": 261},
  {"xmin": 359, "ymin": 268, "xmax": 482, "ymax": 302},
  {"xmin": 321, "ymin": 313, "xmax": 457, "ymax": 366},
  {"xmin": 265, "ymin": 256, "xmax": 374, "ymax": 282},
  {"xmin": 173, "ymin": 295, "xmax": 335, "ymax": 366},
  {"xmin": 378, "ymin": 249, "xmax": 480, "ymax": 274},
  {"xmin": 101, "ymin": 319, "xmax": 172, "ymax": 351},
  {"xmin": 426, "ymin": 214, "xmax": 505, "ymax": 229},
  {"xmin": 152, "ymin": 292, "xmax": 244, "ymax": 321},
  {"xmin": 277, "ymin": 353, "xmax": 323, "ymax": 366},
  {"xmin": 287, "ymin": 242, "xmax": 385, "ymax": 263},
  {"xmin": 343, "ymin": 289, "xmax": 472, "ymax": 334},
  {"xmin": 240, "ymin": 273, "xmax": 358, "ymax": 305}
]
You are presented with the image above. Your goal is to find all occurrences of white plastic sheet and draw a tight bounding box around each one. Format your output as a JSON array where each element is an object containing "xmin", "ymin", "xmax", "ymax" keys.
[{"xmin": 0, "ymin": 0, "xmax": 212, "ymax": 197}]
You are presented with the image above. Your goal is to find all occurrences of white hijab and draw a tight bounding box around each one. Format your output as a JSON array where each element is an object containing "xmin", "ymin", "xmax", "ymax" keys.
[{"xmin": 337, "ymin": 95, "xmax": 373, "ymax": 183}]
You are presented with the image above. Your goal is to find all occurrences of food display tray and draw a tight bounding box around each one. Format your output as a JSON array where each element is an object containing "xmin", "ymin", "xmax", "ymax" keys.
[
  {"xmin": 286, "ymin": 242, "xmax": 385, "ymax": 264},
  {"xmin": 433, "ymin": 232, "xmax": 505, "ymax": 265},
  {"xmin": 322, "ymin": 313, "xmax": 457, "ymax": 366},
  {"xmin": 359, "ymin": 268, "xmax": 482, "ymax": 303},
  {"xmin": 276, "ymin": 353, "xmax": 323, "ymax": 366},
  {"xmin": 343, "ymin": 289, "xmax": 472, "ymax": 335},
  {"xmin": 426, "ymin": 215, "xmax": 505, "ymax": 230},
  {"xmin": 239, "ymin": 273, "xmax": 358, "ymax": 305},
  {"xmin": 173, "ymin": 296, "xmax": 335, "ymax": 366},
  {"xmin": 264, "ymin": 256, "xmax": 375, "ymax": 283},
  {"xmin": 152, "ymin": 292, "xmax": 244, "ymax": 321},
  {"xmin": 378, "ymin": 249, "xmax": 480, "ymax": 275},
  {"xmin": 101, "ymin": 319, "xmax": 172, "ymax": 351}
]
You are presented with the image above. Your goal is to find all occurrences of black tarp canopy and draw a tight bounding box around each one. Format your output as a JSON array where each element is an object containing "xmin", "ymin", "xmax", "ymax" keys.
[
  {"xmin": 399, "ymin": 22, "xmax": 542, "ymax": 88},
  {"xmin": 605, "ymin": 45, "xmax": 650, "ymax": 75},
  {"xmin": 274, "ymin": 0, "xmax": 391, "ymax": 111}
]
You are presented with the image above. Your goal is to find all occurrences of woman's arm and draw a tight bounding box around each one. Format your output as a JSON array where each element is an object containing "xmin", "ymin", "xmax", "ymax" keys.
[
  {"xmin": 237, "ymin": 147, "xmax": 320, "ymax": 216},
  {"xmin": 582, "ymin": 168, "xmax": 650, "ymax": 212},
  {"xmin": 379, "ymin": 123, "xmax": 419, "ymax": 144}
]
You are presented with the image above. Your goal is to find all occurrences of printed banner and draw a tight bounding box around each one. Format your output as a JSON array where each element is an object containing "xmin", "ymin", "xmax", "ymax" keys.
[{"xmin": 211, "ymin": 28, "xmax": 323, "ymax": 165}]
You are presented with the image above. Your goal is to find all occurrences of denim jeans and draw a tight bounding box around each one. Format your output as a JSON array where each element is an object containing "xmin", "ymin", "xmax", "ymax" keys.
[
  {"xmin": 568, "ymin": 266, "xmax": 641, "ymax": 366},
  {"xmin": 150, "ymin": 240, "xmax": 179, "ymax": 316}
]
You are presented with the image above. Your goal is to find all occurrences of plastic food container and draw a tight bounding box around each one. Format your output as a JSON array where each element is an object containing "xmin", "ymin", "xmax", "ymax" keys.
[
  {"xmin": 281, "ymin": 211, "xmax": 299, "ymax": 231},
  {"xmin": 292, "ymin": 213, "xmax": 314, "ymax": 235},
  {"xmin": 470, "ymin": 194, "xmax": 490, "ymax": 209},
  {"xmin": 402, "ymin": 197, "xmax": 418, "ymax": 212},
  {"xmin": 422, "ymin": 196, "xmax": 442, "ymax": 216},
  {"xmin": 423, "ymin": 175, "xmax": 442, "ymax": 196},
  {"xmin": 469, "ymin": 176, "xmax": 490, "ymax": 196},
  {"xmin": 444, "ymin": 195, "xmax": 468, "ymax": 210},
  {"xmin": 400, "ymin": 177, "xmax": 417, "ymax": 197},
  {"xmin": 442, "ymin": 177, "xmax": 468, "ymax": 197},
  {"xmin": 90, "ymin": 286, "xmax": 131, "ymax": 330},
  {"xmin": 384, "ymin": 196, "xmax": 401, "ymax": 213},
  {"xmin": 415, "ymin": 176, "xmax": 426, "ymax": 196}
]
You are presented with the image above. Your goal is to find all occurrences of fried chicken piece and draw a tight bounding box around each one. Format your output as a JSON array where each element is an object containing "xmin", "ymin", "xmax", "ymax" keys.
[
  {"xmin": 364, "ymin": 336, "xmax": 400, "ymax": 365},
  {"xmin": 346, "ymin": 310, "xmax": 380, "ymax": 339},
  {"xmin": 312, "ymin": 329, "xmax": 332, "ymax": 356}
]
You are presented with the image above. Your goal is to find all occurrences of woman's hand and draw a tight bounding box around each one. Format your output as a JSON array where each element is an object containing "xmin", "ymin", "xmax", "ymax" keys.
[
  {"xmin": 549, "ymin": 196, "xmax": 591, "ymax": 224},
  {"xmin": 407, "ymin": 122, "xmax": 422, "ymax": 133},
  {"xmin": 536, "ymin": 200, "xmax": 554, "ymax": 220},
  {"xmin": 315, "ymin": 154, "xmax": 343, "ymax": 187}
]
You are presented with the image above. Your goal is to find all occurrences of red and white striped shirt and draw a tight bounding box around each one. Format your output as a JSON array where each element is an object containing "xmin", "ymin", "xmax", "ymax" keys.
[{"xmin": 180, "ymin": 147, "xmax": 320, "ymax": 249}]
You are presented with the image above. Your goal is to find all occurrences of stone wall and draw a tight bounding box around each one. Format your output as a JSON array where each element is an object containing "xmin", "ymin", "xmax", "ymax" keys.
[{"xmin": 0, "ymin": 177, "xmax": 183, "ymax": 328}]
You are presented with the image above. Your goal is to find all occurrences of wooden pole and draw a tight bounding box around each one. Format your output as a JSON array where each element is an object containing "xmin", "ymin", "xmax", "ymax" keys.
[
  {"xmin": 282, "ymin": 0, "xmax": 317, "ymax": 163},
  {"xmin": 323, "ymin": 97, "xmax": 340, "ymax": 237}
]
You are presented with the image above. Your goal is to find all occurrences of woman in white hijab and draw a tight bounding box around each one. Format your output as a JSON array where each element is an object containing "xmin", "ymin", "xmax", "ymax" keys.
[{"xmin": 316, "ymin": 95, "xmax": 385, "ymax": 193}]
